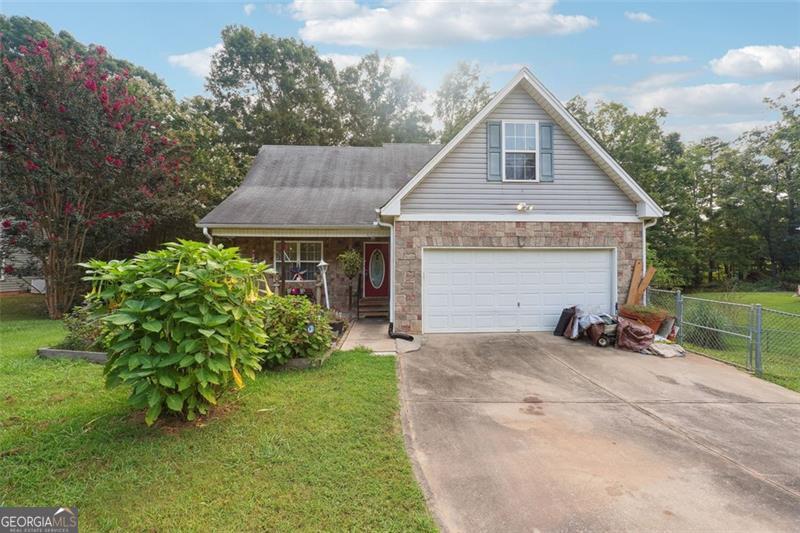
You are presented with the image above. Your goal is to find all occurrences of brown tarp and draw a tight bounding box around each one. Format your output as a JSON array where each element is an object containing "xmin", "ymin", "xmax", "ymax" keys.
[{"xmin": 616, "ymin": 317, "xmax": 654, "ymax": 352}]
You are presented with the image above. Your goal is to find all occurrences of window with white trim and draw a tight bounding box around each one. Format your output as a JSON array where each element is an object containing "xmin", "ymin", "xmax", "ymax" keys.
[
  {"xmin": 273, "ymin": 241, "xmax": 323, "ymax": 281},
  {"xmin": 502, "ymin": 121, "xmax": 538, "ymax": 181}
]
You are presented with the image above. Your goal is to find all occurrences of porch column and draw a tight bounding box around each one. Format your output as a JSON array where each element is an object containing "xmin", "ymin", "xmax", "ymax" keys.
[{"xmin": 280, "ymin": 240, "xmax": 286, "ymax": 296}]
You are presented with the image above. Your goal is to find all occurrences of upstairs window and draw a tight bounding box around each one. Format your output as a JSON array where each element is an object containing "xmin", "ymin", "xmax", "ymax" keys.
[{"xmin": 502, "ymin": 121, "xmax": 538, "ymax": 181}]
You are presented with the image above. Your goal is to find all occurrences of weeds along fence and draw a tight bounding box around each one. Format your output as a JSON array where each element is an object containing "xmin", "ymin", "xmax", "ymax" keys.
[{"xmin": 646, "ymin": 288, "xmax": 799, "ymax": 387}]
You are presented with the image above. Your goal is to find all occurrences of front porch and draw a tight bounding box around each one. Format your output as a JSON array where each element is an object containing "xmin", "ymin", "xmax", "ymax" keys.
[{"xmin": 220, "ymin": 234, "xmax": 391, "ymax": 318}]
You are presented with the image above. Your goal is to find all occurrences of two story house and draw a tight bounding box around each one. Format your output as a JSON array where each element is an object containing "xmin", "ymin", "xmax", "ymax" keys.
[{"xmin": 199, "ymin": 68, "xmax": 663, "ymax": 335}]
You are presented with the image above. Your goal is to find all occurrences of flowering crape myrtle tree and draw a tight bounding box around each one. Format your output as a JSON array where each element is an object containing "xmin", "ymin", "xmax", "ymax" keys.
[{"xmin": 1, "ymin": 38, "xmax": 185, "ymax": 318}]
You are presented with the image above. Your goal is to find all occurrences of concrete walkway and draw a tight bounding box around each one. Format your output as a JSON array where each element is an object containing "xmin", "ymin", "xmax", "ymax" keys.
[
  {"xmin": 339, "ymin": 319, "xmax": 396, "ymax": 354},
  {"xmin": 399, "ymin": 333, "xmax": 800, "ymax": 532}
]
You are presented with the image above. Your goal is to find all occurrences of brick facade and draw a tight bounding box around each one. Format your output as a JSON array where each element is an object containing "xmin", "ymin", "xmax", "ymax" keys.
[
  {"xmin": 222, "ymin": 236, "xmax": 388, "ymax": 313},
  {"xmin": 393, "ymin": 221, "xmax": 643, "ymax": 334}
]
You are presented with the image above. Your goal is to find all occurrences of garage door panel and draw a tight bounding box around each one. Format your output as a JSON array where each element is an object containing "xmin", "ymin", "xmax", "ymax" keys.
[{"xmin": 423, "ymin": 248, "xmax": 614, "ymax": 333}]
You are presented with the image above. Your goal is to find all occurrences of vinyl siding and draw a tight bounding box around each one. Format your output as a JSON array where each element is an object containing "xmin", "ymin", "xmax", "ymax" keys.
[{"xmin": 401, "ymin": 87, "xmax": 637, "ymax": 215}]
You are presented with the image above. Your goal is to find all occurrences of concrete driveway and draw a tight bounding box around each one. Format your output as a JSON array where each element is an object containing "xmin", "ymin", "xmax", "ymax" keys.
[{"xmin": 398, "ymin": 333, "xmax": 800, "ymax": 532}]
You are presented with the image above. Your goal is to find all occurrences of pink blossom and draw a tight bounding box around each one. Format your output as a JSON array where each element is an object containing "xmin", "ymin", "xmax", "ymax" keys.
[
  {"xmin": 24, "ymin": 160, "xmax": 40, "ymax": 172},
  {"xmin": 105, "ymin": 155, "xmax": 123, "ymax": 168},
  {"xmin": 3, "ymin": 264, "xmax": 14, "ymax": 275},
  {"xmin": 1, "ymin": 219, "xmax": 11, "ymax": 229},
  {"xmin": 84, "ymin": 78, "xmax": 97, "ymax": 92},
  {"xmin": 58, "ymin": 104, "xmax": 67, "ymax": 113}
]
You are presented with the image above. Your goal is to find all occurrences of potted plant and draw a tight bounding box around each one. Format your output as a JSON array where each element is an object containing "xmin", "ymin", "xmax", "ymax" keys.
[
  {"xmin": 337, "ymin": 249, "xmax": 362, "ymax": 310},
  {"xmin": 619, "ymin": 304, "xmax": 668, "ymax": 333}
]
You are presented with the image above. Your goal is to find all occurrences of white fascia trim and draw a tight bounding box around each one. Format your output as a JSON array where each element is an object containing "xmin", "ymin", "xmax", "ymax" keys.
[
  {"xmin": 381, "ymin": 67, "xmax": 664, "ymax": 218},
  {"xmin": 397, "ymin": 213, "xmax": 642, "ymax": 223}
]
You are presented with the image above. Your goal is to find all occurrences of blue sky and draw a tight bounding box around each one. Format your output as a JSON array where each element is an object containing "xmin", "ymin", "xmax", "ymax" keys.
[{"xmin": 4, "ymin": 1, "xmax": 799, "ymax": 141}]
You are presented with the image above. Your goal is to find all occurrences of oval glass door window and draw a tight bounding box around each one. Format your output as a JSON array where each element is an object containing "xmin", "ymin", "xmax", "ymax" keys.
[{"xmin": 369, "ymin": 250, "xmax": 385, "ymax": 289}]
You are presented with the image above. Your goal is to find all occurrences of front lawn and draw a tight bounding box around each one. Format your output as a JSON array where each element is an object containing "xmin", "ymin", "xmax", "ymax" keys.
[{"xmin": 0, "ymin": 295, "xmax": 435, "ymax": 531}]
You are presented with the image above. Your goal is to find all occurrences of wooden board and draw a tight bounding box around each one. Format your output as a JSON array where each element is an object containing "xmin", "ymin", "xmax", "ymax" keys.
[
  {"xmin": 635, "ymin": 266, "xmax": 657, "ymax": 303},
  {"xmin": 626, "ymin": 260, "xmax": 643, "ymax": 305}
]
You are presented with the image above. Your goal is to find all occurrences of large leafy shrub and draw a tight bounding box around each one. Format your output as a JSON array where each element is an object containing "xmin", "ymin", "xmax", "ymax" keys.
[
  {"xmin": 262, "ymin": 296, "xmax": 332, "ymax": 366},
  {"xmin": 82, "ymin": 241, "xmax": 268, "ymax": 424}
]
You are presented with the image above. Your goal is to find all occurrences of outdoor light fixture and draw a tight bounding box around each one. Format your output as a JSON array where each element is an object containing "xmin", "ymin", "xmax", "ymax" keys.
[
  {"xmin": 317, "ymin": 259, "xmax": 330, "ymax": 309},
  {"xmin": 516, "ymin": 202, "xmax": 534, "ymax": 212}
]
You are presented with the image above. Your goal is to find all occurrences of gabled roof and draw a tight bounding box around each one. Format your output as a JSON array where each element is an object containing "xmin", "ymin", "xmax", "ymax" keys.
[
  {"xmin": 199, "ymin": 143, "xmax": 441, "ymax": 228},
  {"xmin": 381, "ymin": 68, "xmax": 664, "ymax": 219}
]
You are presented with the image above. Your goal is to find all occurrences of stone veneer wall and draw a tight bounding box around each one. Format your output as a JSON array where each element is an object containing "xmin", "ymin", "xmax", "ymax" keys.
[
  {"xmin": 393, "ymin": 221, "xmax": 643, "ymax": 334},
  {"xmin": 222, "ymin": 236, "xmax": 387, "ymax": 313}
]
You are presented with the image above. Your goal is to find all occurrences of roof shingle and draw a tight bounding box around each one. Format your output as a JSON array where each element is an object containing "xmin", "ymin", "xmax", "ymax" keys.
[{"xmin": 200, "ymin": 144, "xmax": 441, "ymax": 227}]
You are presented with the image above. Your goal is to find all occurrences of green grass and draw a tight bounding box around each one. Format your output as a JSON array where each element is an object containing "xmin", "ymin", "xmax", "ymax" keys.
[
  {"xmin": 688, "ymin": 291, "xmax": 800, "ymax": 314},
  {"xmin": 682, "ymin": 291, "xmax": 799, "ymax": 393},
  {"xmin": 0, "ymin": 295, "xmax": 435, "ymax": 532}
]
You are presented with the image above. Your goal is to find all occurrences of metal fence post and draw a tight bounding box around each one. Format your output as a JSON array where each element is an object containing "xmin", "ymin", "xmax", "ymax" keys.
[
  {"xmin": 753, "ymin": 304, "xmax": 763, "ymax": 375},
  {"xmin": 675, "ymin": 289, "xmax": 683, "ymax": 344}
]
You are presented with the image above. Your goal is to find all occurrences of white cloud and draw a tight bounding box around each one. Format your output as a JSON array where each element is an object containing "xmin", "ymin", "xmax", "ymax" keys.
[
  {"xmin": 625, "ymin": 11, "xmax": 656, "ymax": 23},
  {"xmin": 650, "ymin": 55, "xmax": 690, "ymax": 64},
  {"xmin": 710, "ymin": 45, "xmax": 800, "ymax": 78},
  {"xmin": 612, "ymin": 53, "xmax": 638, "ymax": 65},
  {"xmin": 321, "ymin": 53, "xmax": 412, "ymax": 77},
  {"xmin": 291, "ymin": 0, "xmax": 597, "ymax": 48},
  {"xmin": 243, "ymin": 3, "xmax": 256, "ymax": 16},
  {"xmin": 628, "ymin": 80, "xmax": 795, "ymax": 116},
  {"xmin": 675, "ymin": 120, "xmax": 774, "ymax": 141},
  {"xmin": 321, "ymin": 53, "xmax": 362, "ymax": 71},
  {"xmin": 167, "ymin": 43, "xmax": 223, "ymax": 78},
  {"xmin": 583, "ymin": 72, "xmax": 789, "ymax": 141}
]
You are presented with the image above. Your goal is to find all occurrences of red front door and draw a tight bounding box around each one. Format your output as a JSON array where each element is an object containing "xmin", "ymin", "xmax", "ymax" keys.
[{"xmin": 363, "ymin": 242, "xmax": 389, "ymax": 298}]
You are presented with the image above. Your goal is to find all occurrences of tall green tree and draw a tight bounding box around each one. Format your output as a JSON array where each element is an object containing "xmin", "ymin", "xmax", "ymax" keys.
[
  {"xmin": 735, "ymin": 89, "xmax": 800, "ymax": 279},
  {"xmin": 336, "ymin": 52, "xmax": 433, "ymax": 146},
  {"xmin": 434, "ymin": 62, "xmax": 492, "ymax": 144},
  {"xmin": 127, "ymin": 95, "xmax": 244, "ymax": 253},
  {"xmin": 567, "ymin": 96, "xmax": 698, "ymax": 286},
  {"xmin": 206, "ymin": 26, "xmax": 342, "ymax": 155}
]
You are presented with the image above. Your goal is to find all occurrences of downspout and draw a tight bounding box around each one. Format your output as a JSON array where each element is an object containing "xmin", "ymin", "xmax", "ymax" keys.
[
  {"xmin": 642, "ymin": 218, "xmax": 657, "ymax": 271},
  {"xmin": 202, "ymin": 226, "xmax": 213, "ymax": 244},
  {"xmin": 374, "ymin": 210, "xmax": 414, "ymax": 341}
]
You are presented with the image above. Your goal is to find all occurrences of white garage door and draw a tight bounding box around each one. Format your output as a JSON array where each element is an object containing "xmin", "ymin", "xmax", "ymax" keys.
[{"xmin": 423, "ymin": 248, "xmax": 615, "ymax": 333}]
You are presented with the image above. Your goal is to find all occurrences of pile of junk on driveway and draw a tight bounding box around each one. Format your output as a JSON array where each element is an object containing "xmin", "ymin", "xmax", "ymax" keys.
[{"xmin": 554, "ymin": 262, "xmax": 686, "ymax": 358}]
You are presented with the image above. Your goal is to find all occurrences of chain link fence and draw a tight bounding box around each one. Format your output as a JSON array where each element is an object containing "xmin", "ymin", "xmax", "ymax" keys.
[{"xmin": 646, "ymin": 288, "xmax": 799, "ymax": 388}]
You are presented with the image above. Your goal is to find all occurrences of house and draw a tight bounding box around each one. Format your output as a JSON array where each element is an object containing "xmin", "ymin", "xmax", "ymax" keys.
[{"xmin": 199, "ymin": 68, "xmax": 663, "ymax": 334}]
